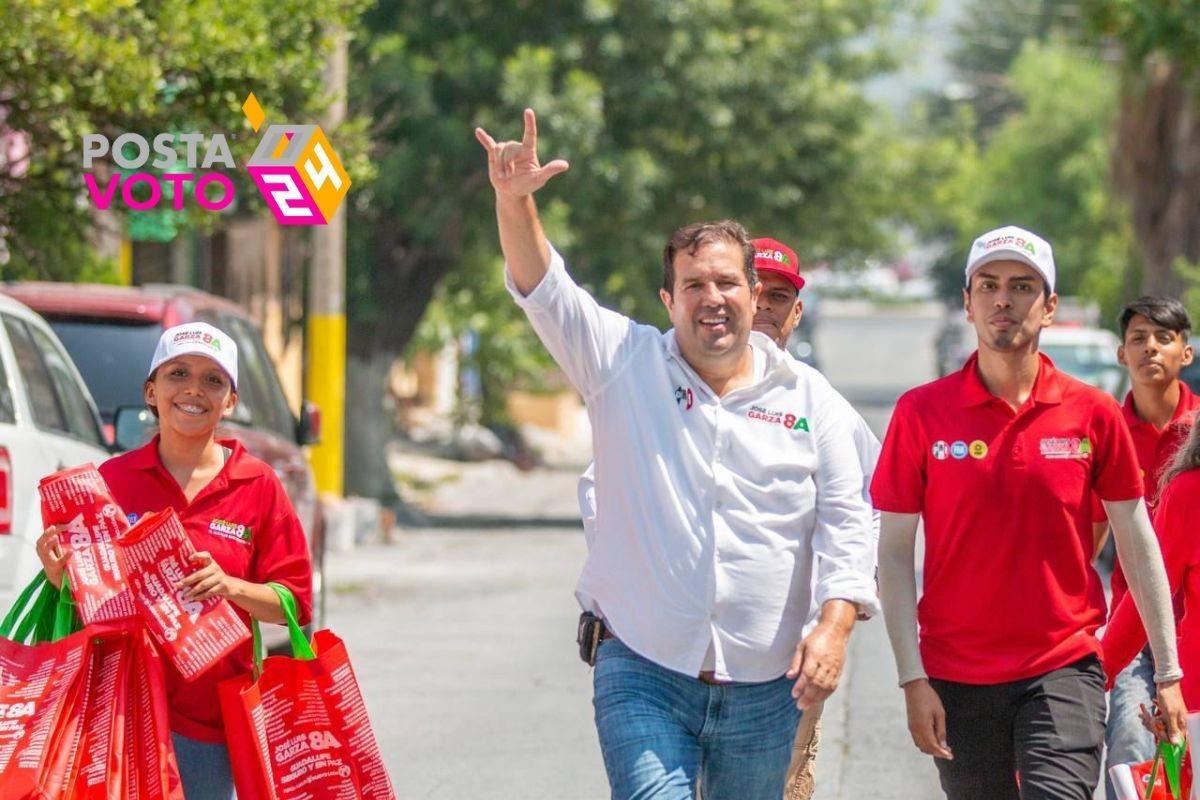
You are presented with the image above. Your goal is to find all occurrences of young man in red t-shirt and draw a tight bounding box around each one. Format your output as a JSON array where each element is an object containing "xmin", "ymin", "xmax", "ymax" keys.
[
  {"xmin": 1099, "ymin": 297, "xmax": 1196, "ymax": 800},
  {"xmin": 872, "ymin": 225, "xmax": 1185, "ymax": 799}
]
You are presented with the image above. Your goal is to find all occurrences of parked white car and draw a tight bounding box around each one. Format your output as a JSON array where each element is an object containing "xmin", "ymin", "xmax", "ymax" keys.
[
  {"xmin": 1039, "ymin": 324, "xmax": 1125, "ymax": 398},
  {"xmin": 0, "ymin": 293, "xmax": 110, "ymax": 617}
]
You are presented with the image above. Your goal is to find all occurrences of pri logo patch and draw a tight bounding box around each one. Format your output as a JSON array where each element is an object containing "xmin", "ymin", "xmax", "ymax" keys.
[
  {"xmin": 674, "ymin": 385, "xmax": 694, "ymax": 411},
  {"xmin": 1039, "ymin": 436, "xmax": 1092, "ymax": 460},
  {"xmin": 747, "ymin": 406, "xmax": 809, "ymax": 432},
  {"xmin": 209, "ymin": 518, "xmax": 252, "ymax": 545},
  {"xmin": 931, "ymin": 441, "xmax": 949, "ymax": 461}
]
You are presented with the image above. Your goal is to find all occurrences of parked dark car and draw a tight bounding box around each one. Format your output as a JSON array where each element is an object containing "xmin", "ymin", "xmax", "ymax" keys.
[{"xmin": 2, "ymin": 281, "xmax": 327, "ymax": 629}]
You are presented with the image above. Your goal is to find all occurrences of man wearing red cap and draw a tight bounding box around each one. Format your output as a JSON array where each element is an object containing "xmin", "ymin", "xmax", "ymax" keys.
[
  {"xmin": 576, "ymin": 235, "xmax": 880, "ymax": 800},
  {"xmin": 749, "ymin": 237, "xmax": 880, "ymax": 800}
]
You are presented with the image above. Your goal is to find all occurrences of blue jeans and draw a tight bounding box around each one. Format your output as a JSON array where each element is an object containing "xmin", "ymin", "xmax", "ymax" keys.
[
  {"xmin": 171, "ymin": 732, "xmax": 235, "ymax": 800},
  {"xmin": 1104, "ymin": 646, "xmax": 1157, "ymax": 800},
  {"xmin": 592, "ymin": 637, "xmax": 801, "ymax": 800}
]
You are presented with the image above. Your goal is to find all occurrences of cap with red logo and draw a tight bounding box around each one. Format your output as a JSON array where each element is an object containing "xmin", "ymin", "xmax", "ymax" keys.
[
  {"xmin": 751, "ymin": 237, "xmax": 805, "ymax": 291},
  {"xmin": 148, "ymin": 322, "xmax": 238, "ymax": 389}
]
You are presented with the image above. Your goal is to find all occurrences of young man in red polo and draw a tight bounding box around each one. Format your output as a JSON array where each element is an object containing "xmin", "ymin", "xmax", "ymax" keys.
[
  {"xmin": 1099, "ymin": 297, "xmax": 1196, "ymax": 800},
  {"xmin": 872, "ymin": 225, "xmax": 1185, "ymax": 799}
]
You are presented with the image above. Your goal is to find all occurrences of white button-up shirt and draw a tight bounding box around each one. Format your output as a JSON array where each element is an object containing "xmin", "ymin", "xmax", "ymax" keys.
[{"xmin": 509, "ymin": 246, "xmax": 879, "ymax": 682}]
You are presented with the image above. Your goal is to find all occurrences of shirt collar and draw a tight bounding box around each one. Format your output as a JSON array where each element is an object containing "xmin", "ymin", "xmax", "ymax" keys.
[
  {"xmin": 959, "ymin": 350, "xmax": 1063, "ymax": 408},
  {"xmin": 663, "ymin": 330, "xmax": 790, "ymax": 384},
  {"xmin": 127, "ymin": 435, "xmax": 257, "ymax": 482},
  {"xmin": 1123, "ymin": 381, "xmax": 1199, "ymax": 429}
]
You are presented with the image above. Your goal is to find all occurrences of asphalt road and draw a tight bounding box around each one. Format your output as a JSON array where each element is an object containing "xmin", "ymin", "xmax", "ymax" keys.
[{"xmin": 324, "ymin": 301, "xmax": 948, "ymax": 800}]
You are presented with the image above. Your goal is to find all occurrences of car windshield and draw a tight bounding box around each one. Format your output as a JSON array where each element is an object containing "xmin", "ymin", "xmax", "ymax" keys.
[
  {"xmin": 1042, "ymin": 343, "xmax": 1123, "ymax": 395},
  {"xmin": 46, "ymin": 319, "xmax": 161, "ymax": 420}
]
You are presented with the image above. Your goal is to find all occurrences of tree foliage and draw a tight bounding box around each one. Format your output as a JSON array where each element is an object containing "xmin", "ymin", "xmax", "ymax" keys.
[
  {"xmin": 349, "ymin": 0, "xmax": 915, "ymax": 411},
  {"xmin": 929, "ymin": 41, "xmax": 1137, "ymax": 316},
  {"xmin": 1083, "ymin": 0, "xmax": 1200, "ymax": 296}
]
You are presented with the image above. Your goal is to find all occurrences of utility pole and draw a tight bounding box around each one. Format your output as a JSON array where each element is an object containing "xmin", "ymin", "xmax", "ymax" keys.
[{"xmin": 306, "ymin": 28, "xmax": 347, "ymax": 496}]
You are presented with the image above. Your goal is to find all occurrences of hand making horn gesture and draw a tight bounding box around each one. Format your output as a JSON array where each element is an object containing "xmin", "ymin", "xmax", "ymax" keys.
[{"xmin": 475, "ymin": 108, "xmax": 570, "ymax": 198}]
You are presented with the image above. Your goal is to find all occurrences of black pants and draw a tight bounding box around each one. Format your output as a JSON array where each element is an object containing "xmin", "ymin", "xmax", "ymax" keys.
[{"xmin": 929, "ymin": 656, "xmax": 1107, "ymax": 800}]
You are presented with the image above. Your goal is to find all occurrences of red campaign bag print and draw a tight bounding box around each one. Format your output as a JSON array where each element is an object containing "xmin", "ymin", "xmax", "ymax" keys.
[
  {"xmin": 38, "ymin": 464, "xmax": 137, "ymax": 626},
  {"xmin": 0, "ymin": 632, "xmax": 91, "ymax": 799},
  {"xmin": 0, "ymin": 572, "xmax": 98, "ymax": 800},
  {"xmin": 311, "ymin": 630, "xmax": 395, "ymax": 799},
  {"xmin": 124, "ymin": 629, "xmax": 185, "ymax": 800},
  {"xmin": 64, "ymin": 632, "xmax": 132, "ymax": 800},
  {"xmin": 116, "ymin": 508, "xmax": 249, "ymax": 680},
  {"xmin": 219, "ymin": 584, "xmax": 397, "ymax": 800}
]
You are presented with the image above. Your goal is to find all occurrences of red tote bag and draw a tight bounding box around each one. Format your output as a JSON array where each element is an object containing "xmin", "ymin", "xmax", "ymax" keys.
[{"xmin": 219, "ymin": 583, "xmax": 396, "ymax": 800}]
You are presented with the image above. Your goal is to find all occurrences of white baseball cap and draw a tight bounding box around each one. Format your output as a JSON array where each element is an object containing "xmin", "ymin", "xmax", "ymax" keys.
[
  {"xmin": 148, "ymin": 323, "xmax": 238, "ymax": 389},
  {"xmin": 965, "ymin": 225, "xmax": 1056, "ymax": 293}
]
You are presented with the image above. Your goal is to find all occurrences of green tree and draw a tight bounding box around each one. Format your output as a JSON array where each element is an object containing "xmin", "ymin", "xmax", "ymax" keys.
[
  {"xmin": 927, "ymin": 40, "xmax": 1138, "ymax": 318},
  {"xmin": 345, "ymin": 0, "xmax": 915, "ymax": 496},
  {"xmin": 0, "ymin": 0, "xmax": 364, "ymax": 278},
  {"xmin": 1083, "ymin": 0, "xmax": 1200, "ymax": 297}
]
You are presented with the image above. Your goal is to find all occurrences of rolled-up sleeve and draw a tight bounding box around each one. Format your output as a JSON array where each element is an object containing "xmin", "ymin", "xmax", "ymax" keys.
[
  {"xmin": 506, "ymin": 244, "xmax": 649, "ymax": 401},
  {"xmin": 810, "ymin": 386, "xmax": 881, "ymax": 617}
]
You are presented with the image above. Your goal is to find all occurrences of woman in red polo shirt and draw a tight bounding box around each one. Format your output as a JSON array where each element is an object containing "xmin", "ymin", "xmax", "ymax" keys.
[
  {"xmin": 1104, "ymin": 416, "xmax": 1200, "ymax": 712},
  {"xmin": 34, "ymin": 322, "xmax": 313, "ymax": 800}
]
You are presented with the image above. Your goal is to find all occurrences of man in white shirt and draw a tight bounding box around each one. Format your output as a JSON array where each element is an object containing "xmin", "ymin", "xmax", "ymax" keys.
[
  {"xmin": 576, "ymin": 237, "xmax": 881, "ymax": 800},
  {"xmin": 475, "ymin": 109, "xmax": 878, "ymax": 800}
]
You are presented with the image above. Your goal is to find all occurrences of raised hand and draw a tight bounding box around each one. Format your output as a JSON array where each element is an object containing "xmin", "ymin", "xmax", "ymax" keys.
[{"xmin": 475, "ymin": 108, "xmax": 569, "ymax": 198}]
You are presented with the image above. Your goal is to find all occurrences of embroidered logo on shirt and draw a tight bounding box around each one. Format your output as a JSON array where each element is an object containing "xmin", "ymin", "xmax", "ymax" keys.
[
  {"xmin": 1039, "ymin": 436, "xmax": 1092, "ymax": 460},
  {"xmin": 931, "ymin": 440, "xmax": 949, "ymax": 460},
  {"xmin": 209, "ymin": 518, "xmax": 253, "ymax": 544},
  {"xmin": 950, "ymin": 440, "xmax": 969, "ymax": 460},
  {"xmin": 747, "ymin": 406, "xmax": 809, "ymax": 432},
  {"xmin": 126, "ymin": 513, "xmax": 140, "ymax": 525},
  {"xmin": 969, "ymin": 440, "xmax": 988, "ymax": 459},
  {"xmin": 674, "ymin": 385, "xmax": 694, "ymax": 410}
]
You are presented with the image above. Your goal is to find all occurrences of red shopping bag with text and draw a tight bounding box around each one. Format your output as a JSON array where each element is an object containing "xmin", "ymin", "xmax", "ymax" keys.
[
  {"xmin": 219, "ymin": 584, "xmax": 396, "ymax": 800},
  {"xmin": 116, "ymin": 508, "xmax": 249, "ymax": 680},
  {"xmin": 123, "ymin": 628, "xmax": 185, "ymax": 800},
  {"xmin": 64, "ymin": 632, "xmax": 133, "ymax": 800},
  {"xmin": 39, "ymin": 464, "xmax": 137, "ymax": 626},
  {"xmin": 0, "ymin": 571, "xmax": 99, "ymax": 799},
  {"xmin": 1108, "ymin": 740, "xmax": 1192, "ymax": 800}
]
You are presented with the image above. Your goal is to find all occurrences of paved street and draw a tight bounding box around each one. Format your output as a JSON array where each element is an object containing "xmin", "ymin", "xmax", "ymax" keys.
[{"xmin": 325, "ymin": 301, "xmax": 947, "ymax": 799}]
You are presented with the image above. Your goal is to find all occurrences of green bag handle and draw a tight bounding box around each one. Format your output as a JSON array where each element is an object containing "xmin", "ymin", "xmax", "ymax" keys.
[
  {"xmin": 1146, "ymin": 738, "xmax": 1188, "ymax": 800},
  {"xmin": 51, "ymin": 575, "xmax": 81, "ymax": 641},
  {"xmin": 251, "ymin": 582, "xmax": 315, "ymax": 677},
  {"xmin": 0, "ymin": 572, "xmax": 80, "ymax": 644},
  {"xmin": 0, "ymin": 572, "xmax": 53, "ymax": 641}
]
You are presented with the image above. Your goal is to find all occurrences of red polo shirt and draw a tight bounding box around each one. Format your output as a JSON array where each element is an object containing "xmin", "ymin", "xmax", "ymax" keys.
[
  {"xmin": 1095, "ymin": 383, "xmax": 1200, "ymax": 610},
  {"xmin": 871, "ymin": 352, "xmax": 1142, "ymax": 684},
  {"xmin": 99, "ymin": 437, "xmax": 313, "ymax": 743}
]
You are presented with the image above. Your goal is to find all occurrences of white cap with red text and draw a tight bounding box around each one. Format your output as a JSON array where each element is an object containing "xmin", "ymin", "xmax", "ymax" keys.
[
  {"xmin": 148, "ymin": 322, "xmax": 238, "ymax": 389},
  {"xmin": 965, "ymin": 225, "xmax": 1056, "ymax": 293}
]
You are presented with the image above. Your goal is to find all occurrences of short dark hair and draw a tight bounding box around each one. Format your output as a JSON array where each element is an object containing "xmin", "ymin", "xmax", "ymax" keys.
[
  {"xmin": 1118, "ymin": 296, "xmax": 1192, "ymax": 342},
  {"xmin": 661, "ymin": 220, "xmax": 756, "ymax": 296}
]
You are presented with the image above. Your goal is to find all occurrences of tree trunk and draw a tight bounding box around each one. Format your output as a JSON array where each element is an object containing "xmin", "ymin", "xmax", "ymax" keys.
[
  {"xmin": 344, "ymin": 349, "xmax": 400, "ymax": 504},
  {"xmin": 1112, "ymin": 59, "xmax": 1200, "ymax": 296},
  {"xmin": 342, "ymin": 218, "xmax": 459, "ymax": 507}
]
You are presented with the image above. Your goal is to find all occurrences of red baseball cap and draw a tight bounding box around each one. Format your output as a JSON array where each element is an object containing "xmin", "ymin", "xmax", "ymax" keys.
[{"xmin": 751, "ymin": 237, "xmax": 805, "ymax": 291}]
